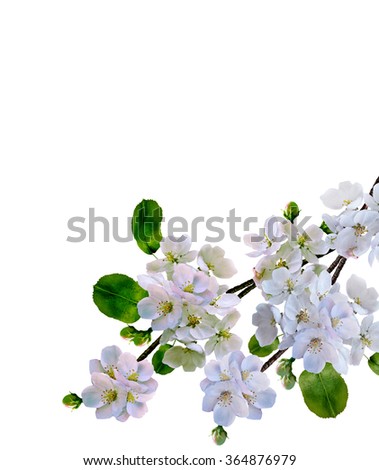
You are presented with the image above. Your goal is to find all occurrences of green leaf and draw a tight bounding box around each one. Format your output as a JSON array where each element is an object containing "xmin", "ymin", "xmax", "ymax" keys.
[
  {"xmin": 368, "ymin": 353, "xmax": 379, "ymax": 375},
  {"xmin": 299, "ymin": 363, "xmax": 348, "ymax": 418},
  {"xmin": 248, "ymin": 335, "xmax": 279, "ymax": 357},
  {"xmin": 152, "ymin": 345, "xmax": 175, "ymax": 375},
  {"xmin": 132, "ymin": 199, "xmax": 163, "ymax": 254},
  {"xmin": 93, "ymin": 274, "xmax": 147, "ymax": 324}
]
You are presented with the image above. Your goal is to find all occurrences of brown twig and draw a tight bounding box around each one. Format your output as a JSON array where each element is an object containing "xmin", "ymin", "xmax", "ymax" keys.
[{"xmin": 137, "ymin": 335, "xmax": 162, "ymax": 362}]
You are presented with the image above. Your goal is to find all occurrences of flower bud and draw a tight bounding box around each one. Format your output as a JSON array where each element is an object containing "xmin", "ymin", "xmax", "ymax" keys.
[
  {"xmin": 283, "ymin": 201, "xmax": 300, "ymax": 223},
  {"xmin": 120, "ymin": 326, "xmax": 152, "ymax": 346},
  {"xmin": 212, "ymin": 426, "xmax": 228, "ymax": 446},
  {"xmin": 282, "ymin": 373, "xmax": 297, "ymax": 390},
  {"xmin": 62, "ymin": 392, "xmax": 82, "ymax": 410}
]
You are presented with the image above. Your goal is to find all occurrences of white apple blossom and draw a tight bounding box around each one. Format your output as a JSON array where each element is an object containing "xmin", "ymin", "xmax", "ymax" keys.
[
  {"xmin": 292, "ymin": 328, "xmax": 340, "ymax": 374},
  {"xmin": 163, "ymin": 342, "xmax": 206, "ymax": 372},
  {"xmin": 283, "ymin": 293, "xmax": 319, "ymax": 335},
  {"xmin": 346, "ymin": 274, "xmax": 379, "ymax": 315},
  {"xmin": 252, "ymin": 243, "xmax": 303, "ymax": 285},
  {"xmin": 252, "ymin": 303, "xmax": 281, "ymax": 346},
  {"xmin": 202, "ymin": 381, "xmax": 249, "ymax": 426},
  {"xmin": 318, "ymin": 297, "xmax": 359, "ymax": 340},
  {"xmin": 146, "ymin": 236, "xmax": 197, "ymax": 274},
  {"xmin": 336, "ymin": 210, "xmax": 379, "ymax": 258},
  {"xmin": 321, "ymin": 181, "xmax": 363, "ymax": 210},
  {"xmin": 364, "ymin": 184, "xmax": 379, "ymax": 211},
  {"xmin": 350, "ymin": 315, "xmax": 379, "ymax": 365},
  {"xmin": 172, "ymin": 264, "xmax": 216, "ymax": 305},
  {"xmin": 82, "ymin": 373, "xmax": 126, "ymax": 420},
  {"xmin": 205, "ymin": 310, "xmax": 243, "ymax": 359},
  {"xmin": 137, "ymin": 284, "xmax": 183, "ymax": 331},
  {"xmin": 174, "ymin": 305, "xmax": 218, "ymax": 342},
  {"xmin": 205, "ymin": 292, "xmax": 240, "ymax": 316},
  {"xmin": 201, "ymin": 352, "xmax": 276, "ymax": 425},
  {"xmin": 89, "ymin": 345, "xmax": 122, "ymax": 378},
  {"xmin": 198, "ymin": 244, "xmax": 237, "ymax": 278},
  {"xmin": 261, "ymin": 267, "xmax": 315, "ymax": 305},
  {"xmin": 284, "ymin": 223, "xmax": 328, "ymax": 263},
  {"xmin": 116, "ymin": 352, "xmax": 158, "ymax": 392},
  {"xmin": 244, "ymin": 216, "xmax": 285, "ymax": 258}
]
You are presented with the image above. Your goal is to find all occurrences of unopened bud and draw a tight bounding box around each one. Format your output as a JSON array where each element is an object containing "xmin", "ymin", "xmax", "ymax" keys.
[
  {"xmin": 283, "ymin": 202, "xmax": 300, "ymax": 223},
  {"xmin": 63, "ymin": 392, "xmax": 82, "ymax": 410},
  {"xmin": 212, "ymin": 425, "xmax": 228, "ymax": 446}
]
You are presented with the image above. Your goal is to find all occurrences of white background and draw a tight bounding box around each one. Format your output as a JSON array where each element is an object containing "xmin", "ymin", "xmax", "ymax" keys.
[{"xmin": 1, "ymin": 1, "xmax": 379, "ymax": 469}]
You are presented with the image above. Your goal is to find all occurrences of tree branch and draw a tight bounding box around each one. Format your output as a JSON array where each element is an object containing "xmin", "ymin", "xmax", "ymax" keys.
[{"xmin": 137, "ymin": 335, "xmax": 162, "ymax": 362}]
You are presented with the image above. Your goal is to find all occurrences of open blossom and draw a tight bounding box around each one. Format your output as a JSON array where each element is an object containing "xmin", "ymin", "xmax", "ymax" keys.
[
  {"xmin": 318, "ymin": 297, "xmax": 359, "ymax": 340},
  {"xmin": 364, "ymin": 183, "xmax": 379, "ymax": 211},
  {"xmin": 201, "ymin": 352, "xmax": 276, "ymax": 425},
  {"xmin": 292, "ymin": 328, "xmax": 341, "ymax": 374},
  {"xmin": 284, "ymin": 223, "xmax": 329, "ymax": 263},
  {"xmin": 283, "ymin": 293, "xmax": 319, "ymax": 335},
  {"xmin": 261, "ymin": 267, "xmax": 315, "ymax": 305},
  {"xmin": 174, "ymin": 305, "xmax": 217, "ymax": 342},
  {"xmin": 163, "ymin": 342, "xmax": 206, "ymax": 372},
  {"xmin": 146, "ymin": 236, "xmax": 197, "ymax": 274},
  {"xmin": 89, "ymin": 345, "xmax": 122, "ymax": 378},
  {"xmin": 336, "ymin": 210, "xmax": 379, "ymax": 258},
  {"xmin": 82, "ymin": 373, "xmax": 127, "ymax": 420},
  {"xmin": 172, "ymin": 264, "xmax": 216, "ymax": 305},
  {"xmin": 205, "ymin": 292, "xmax": 240, "ymax": 316},
  {"xmin": 321, "ymin": 181, "xmax": 363, "ymax": 210},
  {"xmin": 350, "ymin": 315, "xmax": 379, "ymax": 365},
  {"xmin": 205, "ymin": 310, "xmax": 243, "ymax": 359},
  {"xmin": 252, "ymin": 303, "xmax": 281, "ymax": 346},
  {"xmin": 137, "ymin": 284, "xmax": 183, "ymax": 331},
  {"xmin": 198, "ymin": 245, "xmax": 237, "ymax": 278},
  {"xmin": 244, "ymin": 216, "xmax": 285, "ymax": 258},
  {"xmin": 346, "ymin": 274, "xmax": 379, "ymax": 315}
]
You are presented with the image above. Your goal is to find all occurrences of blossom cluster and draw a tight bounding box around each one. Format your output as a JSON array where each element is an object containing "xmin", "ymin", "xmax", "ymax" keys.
[
  {"xmin": 201, "ymin": 351, "xmax": 276, "ymax": 426},
  {"xmin": 137, "ymin": 238, "xmax": 242, "ymax": 369},
  {"xmin": 245, "ymin": 181, "xmax": 379, "ymax": 374},
  {"xmin": 82, "ymin": 346, "xmax": 157, "ymax": 421}
]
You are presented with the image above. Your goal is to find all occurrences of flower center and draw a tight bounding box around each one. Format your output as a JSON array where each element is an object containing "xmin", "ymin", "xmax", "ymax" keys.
[
  {"xmin": 182, "ymin": 282, "xmax": 195, "ymax": 293},
  {"xmin": 158, "ymin": 301, "xmax": 174, "ymax": 316},
  {"xmin": 187, "ymin": 314, "xmax": 201, "ymax": 327},
  {"xmin": 331, "ymin": 317, "xmax": 341, "ymax": 329},
  {"xmin": 104, "ymin": 366, "xmax": 117, "ymax": 380},
  {"xmin": 165, "ymin": 251, "xmax": 178, "ymax": 263},
  {"xmin": 242, "ymin": 370, "xmax": 251, "ymax": 381},
  {"xmin": 286, "ymin": 279, "xmax": 295, "ymax": 291},
  {"xmin": 127, "ymin": 391, "xmax": 137, "ymax": 403},
  {"xmin": 343, "ymin": 199, "xmax": 352, "ymax": 206},
  {"xmin": 101, "ymin": 389, "xmax": 117, "ymax": 404},
  {"xmin": 360, "ymin": 334, "xmax": 372, "ymax": 347},
  {"xmin": 218, "ymin": 329, "xmax": 231, "ymax": 339},
  {"xmin": 127, "ymin": 370, "xmax": 139, "ymax": 381},
  {"xmin": 307, "ymin": 337, "xmax": 323, "ymax": 353},
  {"xmin": 276, "ymin": 258, "xmax": 287, "ymax": 268},
  {"xmin": 219, "ymin": 370, "xmax": 231, "ymax": 381},
  {"xmin": 354, "ymin": 297, "xmax": 361, "ymax": 305},
  {"xmin": 218, "ymin": 391, "xmax": 232, "ymax": 407},
  {"xmin": 354, "ymin": 224, "xmax": 368, "ymax": 237},
  {"xmin": 206, "ymin": 262, "xmax": 215, "ymax": 271},
  {"xmin": 297, "ymin": 235, "xmax": 307, "ymax": 248},
  {"xmin": 243, "ymin": 392, "xmax": 257, "ymax": 405},
  {"xmin": 296, "ymin": 309, "xmax": 309, "ymax": 324}
]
